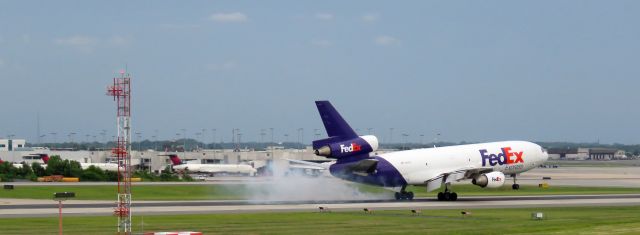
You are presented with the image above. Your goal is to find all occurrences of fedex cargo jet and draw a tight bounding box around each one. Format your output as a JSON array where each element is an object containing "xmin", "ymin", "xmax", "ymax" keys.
[
  {"xmin": 311, "ymin": 101, "xmax": 548, "ymax": 201},
  {"xmin": 166, "ymin": 154, "xmax": 257, "ymax": 176}
]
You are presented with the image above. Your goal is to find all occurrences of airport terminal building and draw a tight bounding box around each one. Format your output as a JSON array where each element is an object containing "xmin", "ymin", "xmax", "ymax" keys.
[{"xmin": 547, "ymin": 148, "xmax": 627, "ymax": 160}]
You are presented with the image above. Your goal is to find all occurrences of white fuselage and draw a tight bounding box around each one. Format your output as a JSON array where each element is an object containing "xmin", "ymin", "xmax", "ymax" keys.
[
  {"xmin": 379, "ymin": 141, "xmax": 548, "ymax": 185},
  {"xmin": 80, "ymin": 163, "xmax": 120, "ymax": 172},
  {"xmin": 173, "ymin": 164, "xmax": 257, "ymax": 176}
]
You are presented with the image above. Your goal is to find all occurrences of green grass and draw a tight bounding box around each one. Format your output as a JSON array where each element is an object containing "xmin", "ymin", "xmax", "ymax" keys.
[
  {"xmin": 1, "ymin": 206, "xmax": 639, "ymax": 234},
  {"xmin": 0, "ymin": 184, "xmax": 638, "ymax": 201}
]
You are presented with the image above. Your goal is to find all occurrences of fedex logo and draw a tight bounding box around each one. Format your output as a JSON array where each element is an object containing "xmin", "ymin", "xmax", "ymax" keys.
[
  {"xmin": 492, "ymin": 176, "xmax": 502, "ymax": 182},
  {"xmin": 480, "ymin": 147, "xmax": 524, "ymax": 167},
  {"xmin": 340, "ymin": 143, "xmax": 362, "ymax": 153}
]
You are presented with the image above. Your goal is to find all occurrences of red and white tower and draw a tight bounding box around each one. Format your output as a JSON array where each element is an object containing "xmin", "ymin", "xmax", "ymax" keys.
[{"xmin": 107, "ymin": 70, "xmax": 132, "ymax": 234}]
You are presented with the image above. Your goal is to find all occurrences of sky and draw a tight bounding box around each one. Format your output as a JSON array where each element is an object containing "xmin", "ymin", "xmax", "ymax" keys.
[{"xmin": 0, "ymin": 1, "xmax": 639, "ymax": 144}]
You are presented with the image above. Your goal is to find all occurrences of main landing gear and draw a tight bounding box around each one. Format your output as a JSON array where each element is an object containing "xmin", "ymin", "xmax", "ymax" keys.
[
  {"xmin": 511, "ymin": 174, "xmax": 520, "ymax": 190},
  {"xmin": 395, "ymin": 185, "xmax": 414, "ymax": 200},
  {"xmin": 437, "ymin": 183, "xmax": 458, "ymax": 201}
]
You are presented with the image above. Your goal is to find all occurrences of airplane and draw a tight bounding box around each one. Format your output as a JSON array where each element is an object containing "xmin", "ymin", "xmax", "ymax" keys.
[
  {"xmin": 286, "ymin": 159, "xmax": 333, "ymax": 177},
  {"xmin": 309, "ymin": 101, "xmax": 549, "ymax": 201},
  {"xmin": 37, "ymin": 154, "xmax": 120, "ymax": 171},
  {"xmin": 165, "ymin": 154, "xmax": 257, "ymax": 176},
  {"xmin": 0, "ymin": 158, "xmax": 25, "ymax": 168},
  {"xmin": 79, "ymin": 162, "xmax": 120, "ymax": 171}
]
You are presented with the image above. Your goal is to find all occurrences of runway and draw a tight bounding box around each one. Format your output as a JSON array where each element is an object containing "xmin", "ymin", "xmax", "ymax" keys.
[{"xmin": 2, "ymin": 194, "xmax": 640, "ymax": 218}]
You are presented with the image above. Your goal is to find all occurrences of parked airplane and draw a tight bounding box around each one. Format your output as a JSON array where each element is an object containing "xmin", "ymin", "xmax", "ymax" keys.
[
  {"xmin": 79, "ymin": 162, "xmax": 120, "ymax": 171},
  {"xmin": 38, "ymin": 154, "xmax": 120, "ymax": 171},
  {"xmin": 309, "ymin": 101, "xmax": 548, "ymax": 201},
  {"xmin": 0, "ymin": 158, "xmax": 25, "ymax": 169},
  {"xmin": 165, "ymin": 154, "xmax": 257, "ymax": 176}
]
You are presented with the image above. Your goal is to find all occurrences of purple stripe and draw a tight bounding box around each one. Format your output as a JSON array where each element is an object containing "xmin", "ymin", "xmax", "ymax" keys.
[{"xmin": 329, "ymin": 156, "xmax": 407, "ymax": 187}]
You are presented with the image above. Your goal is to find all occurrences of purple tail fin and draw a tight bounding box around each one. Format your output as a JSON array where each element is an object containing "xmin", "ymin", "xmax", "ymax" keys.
[
  {"xmin": 315, "ymin": 101, "xmax": 358, "ymax": 139},
  {"xmin": 313, "ymin": 101, "xmax": 377, "ymax": 161}
]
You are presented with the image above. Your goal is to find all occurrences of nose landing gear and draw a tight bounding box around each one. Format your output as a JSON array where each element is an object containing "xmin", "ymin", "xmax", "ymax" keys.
[{"xmin": 511, "ymin": 174, "xmax": 520, "ymax": 190}]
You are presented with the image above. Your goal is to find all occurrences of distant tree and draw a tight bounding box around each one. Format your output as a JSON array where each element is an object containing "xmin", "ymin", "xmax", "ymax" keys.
[
  {"xmin": 45, "ymin": 155, "xmax": 65, "ymax": 175},
  {"xmin": 160, "ymin": 166, "xmax": 178, "ymax": 181},
  {"xmin": 17, "ymin": 162, "xmax": 34, "ymax": 179},
  {"xmin": 105, "ymin": 170, "xmax": 119, "ymax": 181},
  {"xmin": 81, "ymin": 166, "xmax": 106, "ymax": 181},
  {"xmin": 31, "ymin": 162, "xmax": 46, "ymax": 177},
  {"xmin": 64, "ymin": 160, "xmax": 83, "ymax": 178}
]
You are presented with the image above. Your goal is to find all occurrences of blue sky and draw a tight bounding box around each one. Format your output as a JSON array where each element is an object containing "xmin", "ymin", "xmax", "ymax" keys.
[{"xmin": 1, "ymin": 1, "xmax": 639, "ymax": 144}]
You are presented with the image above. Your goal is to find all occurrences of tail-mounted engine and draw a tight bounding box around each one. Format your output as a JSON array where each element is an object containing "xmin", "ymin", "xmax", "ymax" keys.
[{"xmin": 314, "ymin": 135, "xmax": 379, "ymax": 159}]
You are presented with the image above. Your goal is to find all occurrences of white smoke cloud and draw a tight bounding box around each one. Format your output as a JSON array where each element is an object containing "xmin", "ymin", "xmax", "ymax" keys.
[{"xmin": 231, "ymin": 164, "xmax": 392, "ymax": 202}]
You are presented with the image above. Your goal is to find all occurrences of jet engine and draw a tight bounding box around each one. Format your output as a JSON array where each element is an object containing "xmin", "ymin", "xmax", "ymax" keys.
[
  {"xmin": 472, "ymin": 172, "xmax": 506, "ymax": 188},
  {"xmin": 314, "ymin": 135, "xmax": 379, "ymax": 159}
]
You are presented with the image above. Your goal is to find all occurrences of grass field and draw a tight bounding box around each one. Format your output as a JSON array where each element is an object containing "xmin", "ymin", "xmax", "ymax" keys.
[
  {"xmin": 0, "ymin": 184, "xmax": 638, "ymax": 201},
  {"xmin": 0, "ymin": 206, "xmax": 639, "ymax": 234}
]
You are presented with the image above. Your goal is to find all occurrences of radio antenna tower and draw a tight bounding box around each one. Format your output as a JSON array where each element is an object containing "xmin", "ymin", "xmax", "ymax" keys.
[{"xmin": 107, "ymin": 69, "xmax": 132, "ymax": 234}]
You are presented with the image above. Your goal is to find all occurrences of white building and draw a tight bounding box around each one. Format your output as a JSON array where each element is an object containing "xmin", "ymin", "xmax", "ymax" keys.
[{"xmin": 0, "ymin": 139, "xmax": 26, "ymax": 151}]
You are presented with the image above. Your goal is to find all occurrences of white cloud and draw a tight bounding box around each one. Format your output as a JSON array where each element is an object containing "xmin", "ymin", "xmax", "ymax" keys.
[
  {"xmin": 374, "ymin": 35, "xmax": 400, "ymax": 46},
  {"xmin": 55, "ymin": 35, "xmax": 97, "ymax": 46},
  {"xmin": 362, "ymin": 13, "xmax": 379, "ymax": 22},
  {"xmin": 21, "ymin": 34, "xmax": 31, "ymax": 43},
  {"xmin": 206, "ymin": 60, "xmax": 238, "ymax": 71},
  {"xmin": 159, "ymin": 23, "xmax": 201, "ymax": 30},
  {"xmin": 315, "ymin": 13, "xmax": 334, "ymax": 20},
  {"xmin": 311, "ymin": 39, "xmax": 332, "ymax": 47},
  {"xmin": 108, "ymin": 35, "xmax": 132, "ymax": 46},
  {"xmin": 209, "ymin": 12, "xmax": 248, "ymax": 23}
]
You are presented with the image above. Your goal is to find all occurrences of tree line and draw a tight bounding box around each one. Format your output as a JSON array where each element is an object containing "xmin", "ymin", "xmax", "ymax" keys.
[{"xmin": 0, "ymin": 155, "xmax": 191, "ymax": 182}]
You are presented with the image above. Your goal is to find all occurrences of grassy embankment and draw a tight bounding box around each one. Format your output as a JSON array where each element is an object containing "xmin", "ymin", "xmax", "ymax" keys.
[{"xmin": 0, "ymin": 206, "xmax": 639, "ymax": 234}]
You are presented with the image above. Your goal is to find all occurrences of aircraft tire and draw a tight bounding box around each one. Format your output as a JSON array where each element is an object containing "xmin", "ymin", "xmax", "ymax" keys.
[
  {"xmin": 451, "ymin": 192, "xmax": 458, "ymax": 201},
  {"xmin": 512, "ymin": 184, "xmax": 520, "ymax": 190},
  {"xmin": 395, "ymin": 192, "xmax": 401, "ymax": 200},
  {"xmin": 408, "ymin": 192, "xmax": 414, "ymax": 200},
  {"xmin": 437, "ymin": 192, "xmax": 444, "ymax": 201},
  {"xmin": 443, "ymin": 192, "xmax": 451, "ymax": 201}
]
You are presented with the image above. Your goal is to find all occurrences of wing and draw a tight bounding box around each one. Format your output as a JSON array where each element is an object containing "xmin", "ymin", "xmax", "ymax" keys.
[
  {"xmin": 424, "ymin": 167, "xmax": 494, "ymax": 192},
  {"xmin": 285, "ymin": 159, "xmax": 332, "ymax": 171}
]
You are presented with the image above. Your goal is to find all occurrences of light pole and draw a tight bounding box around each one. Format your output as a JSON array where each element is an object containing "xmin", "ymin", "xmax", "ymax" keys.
[
  {"xmin": 68, "ymin": 132, "xmax": 76, "ymax": 144},
  {"xmin": 180, "ymin": 129, "xmax": 186, "ymax": 152},
  {"xmin": 402, "ymin": 133, "xmax": 409, "ymax": 150},
  {"xmin": 100, "ymin": 130, "xmax": 107, "ymax": 148},
  {"xmin": 211, "ymin": 128, "xmax": 217, "ymax": 149},
  {"xmin": 297, "ymin": 128, "xmax": 304, "ymax": 149},
  {"xmin": 53, "ymin": 192, "xmax": 75, "ymax": 235},
  {"xmin": 269, "ymin": 128, "xmax": 274, "ymax": 162},
  {"xmin": 151, "ymin": 135, "xmax": 157, "ymax": 151},
  {"xmin": 195, "ymin": 132, "xmax": 202, "ymax": 150},
  {"xmin": 50, "ymin": 132, "xmax": 57, "ymax": 148},
  {"xmin": 201, "ymin": 128, "xmax": 206, "ymax": 149},
  {"xmin": 135, "ymin": 132, "xmax": 142, "ymax": 151}
]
